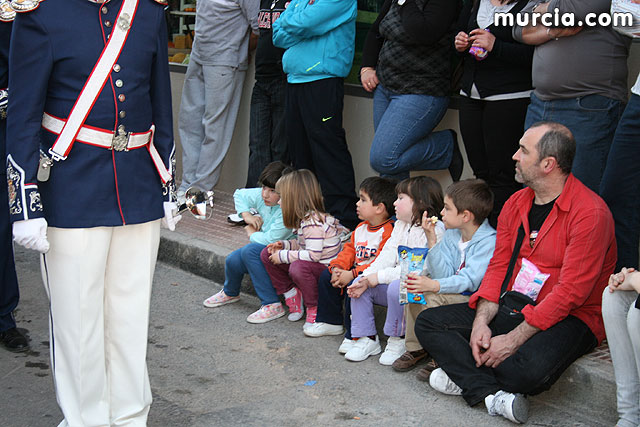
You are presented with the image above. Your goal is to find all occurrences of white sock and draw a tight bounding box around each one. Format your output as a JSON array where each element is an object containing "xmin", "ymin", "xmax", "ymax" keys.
[{"xmin": 284, "ymin": 288, "xmax": 297, "ymax": 299}]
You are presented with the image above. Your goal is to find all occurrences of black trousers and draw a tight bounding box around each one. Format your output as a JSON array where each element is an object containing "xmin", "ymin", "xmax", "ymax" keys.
[
  {"xmin": 285, "ymin": 78, "xmax": 358, "ymax": 230},
  {"xmin": 0, "ymin": 119, "xmax": 20, "ymax": 332},
  {"xmin": 415, "ymin": 303, "xmax": 597, "ymax": 406},
  {"xmin": 458, "ymin": 96, "xmax": 529, "ymax": 227},
  {"xmin": 316, "ymin": 269, "xmax": 353, "ymax": 339}
]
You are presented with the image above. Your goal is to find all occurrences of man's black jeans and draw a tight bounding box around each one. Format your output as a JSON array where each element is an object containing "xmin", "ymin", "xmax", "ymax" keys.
[{"xmin": 415, "ymin": 303, "xmax": 597, "ymax": 406}]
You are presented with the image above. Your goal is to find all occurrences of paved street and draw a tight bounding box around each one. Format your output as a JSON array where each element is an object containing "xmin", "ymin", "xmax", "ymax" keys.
[{"xmin": 2, "ymin": 246, "xmax": 600, "ymax": 426}]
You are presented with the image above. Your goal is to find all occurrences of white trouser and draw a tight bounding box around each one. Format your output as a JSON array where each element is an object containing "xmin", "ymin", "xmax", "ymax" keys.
[
  {"xmin": 41, "ymin": 221, "xmax": 160, "ymax": 427},
  {"xmin": 178, "ymin": 61, "xmax": 246, "ymax": 192},
  {"xmin": 602, "ymin": 288, "xmax": 640, "ymax": 427}
]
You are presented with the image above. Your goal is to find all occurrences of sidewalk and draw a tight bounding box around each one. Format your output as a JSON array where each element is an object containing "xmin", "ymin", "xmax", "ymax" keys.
[{"xmin": 158, "ymin": 190, "xmax": 618, "ymax": 423}]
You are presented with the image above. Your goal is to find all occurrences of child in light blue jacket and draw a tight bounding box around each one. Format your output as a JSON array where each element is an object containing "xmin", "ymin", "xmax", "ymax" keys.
[
  {"xmin": 389, "ymin": 179, "xmax": 497, "ymax": 374},
  {"xmin": 203, "ymin": 162, "xmax": 295, "ymax": 323}
]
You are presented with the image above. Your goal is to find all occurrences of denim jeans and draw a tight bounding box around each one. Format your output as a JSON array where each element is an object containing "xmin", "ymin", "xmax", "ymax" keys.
[
  {"xmin": 525, "ymin": 93, "xmax": 624, "ymax": 193},
  {"xmin": 415, "ymin": 303, "xmax": 597, "ymax": 406},
  {"xmin": 223, "ymin": 243, "xmax": 279, "ymax": 306},
  {"xmin": 316, "ymin": 269, "xmax": 353, "ymax": 339},
  {"xmin": 602, "ymin": 288, "xmax": 640, "ymax": 427},
  {"xmin": 599, "ymin": 93, "xmax": 640, "ymax": 270},
  {"xmin": 369, "ymin": 84, "xmax": 453, "ymax": 181},
  {"xmin": 246, "ymin": 78, "xmax": 288, "ymax": 188}
]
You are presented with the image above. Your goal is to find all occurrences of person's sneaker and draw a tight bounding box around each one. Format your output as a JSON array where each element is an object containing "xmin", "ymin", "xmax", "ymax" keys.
[
  {"xmin": 392, "ymin": 349, "xmax": 428, "ymax": 372},
  {"xmin": 203, "ymin": 290, "xmax": 240, "ymax": 308},
  {"xmin": 416, "ymin": 358, "xmax": 439, "ymax": 381},
  {"xmin": 227, "ymin": 213, "xmax": 246, "ymax": 225},
  {"xmin": 379, "ymin": 337, "xmax": 405, "ymax": 366},
  {"xmin": 448, "ymin": 130, "xmax": 464, "ymax": 182},
  {"xmin": 305, "ymin": 306, "xmax": 317, "ymax": 324},
  {"xmin": 246, "ymin": 303, "xmax": 286, "ymax": 324},
  {"xmin": 285, "ymin": 287, "xmax": 304, "ymax": 322},
  {"xmin": 429, "ymin": 368, "xmax": 463, "ymax": 396},
  {"xmin": 338, "ymin": 338, "xmax": 355, "ymax": 354},
  {"xmin": 485, "ymin": 391, "xmax": 529, "ymax": 424},
  {"xmin": 176, "ymin": 189, "xmax": 186, "ymax": 206},
  {"xmin": 344, "ymin": 336, "xmax": 382, "ymax": 362},
  {"xmin": 303, "ymin": 322, "xmax": 344, "ymax": 337}
]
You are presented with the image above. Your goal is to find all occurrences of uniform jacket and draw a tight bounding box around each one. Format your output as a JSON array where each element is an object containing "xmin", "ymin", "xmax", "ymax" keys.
[
  {"xmin": 0, "ymin": 20, "xmax": 10, "ymax": 171},
  {"xmin": 469, "ymin": 174, "xmax": 616, "ymax": 343},
  {"xmin": 232, "ymin": 187, "xmax": 294, "ymax": 246},
  {"xmin": 272, "ymin": 0, "xmax": 357, "ymax": 84},
  {"xmin": 6, "ymin": 0, "xmax": 175, "ymax": 228},
  {"xmin": 426, "ymin": 219, "xmax": 496, "ymax": 295},
  {"xmin": 329, "ymin": 219, "xmax": 394, "ymax": 278},
  {"xmin": 362, "ymin": 219, "xmax": 445, "ymax": 285}
]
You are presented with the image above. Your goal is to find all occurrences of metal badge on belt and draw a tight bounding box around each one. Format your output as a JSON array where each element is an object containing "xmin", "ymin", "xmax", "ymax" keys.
[{"xmin": 0, "ymin": 89, "xmax": 7, "ymax": 120}]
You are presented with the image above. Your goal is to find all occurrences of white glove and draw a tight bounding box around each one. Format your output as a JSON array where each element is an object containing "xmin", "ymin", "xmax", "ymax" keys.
[
  {"xmin": 161, "ymin": 201, "xmax": 181, "ymax": 231},
  {"xmin": 13, "ymin": 218, "xmax": 50, "ymax": 253}
]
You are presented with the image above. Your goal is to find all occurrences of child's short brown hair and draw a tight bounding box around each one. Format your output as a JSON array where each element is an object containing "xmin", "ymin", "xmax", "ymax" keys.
[
  {"xmin": 258, "ymin": 161, "xmax": 293, "ymax": 189},
  {"xmin": 445, "ymin": 179, "xmax": 494, "ymax": 225},
  {"xmin": 359, "ymin": 177, "xmax": 396, "ymax": 218}
]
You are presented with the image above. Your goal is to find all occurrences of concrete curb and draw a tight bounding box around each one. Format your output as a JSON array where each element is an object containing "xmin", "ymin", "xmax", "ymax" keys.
[{"xmin": 158, "ymin": 229, "xmax": 618, "ymax": 424}]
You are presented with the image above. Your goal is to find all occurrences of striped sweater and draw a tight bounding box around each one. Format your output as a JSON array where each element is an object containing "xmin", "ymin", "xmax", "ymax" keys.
[{"xmin": 277, "ymin": 212, "xmax": 345, "ymax": 265}]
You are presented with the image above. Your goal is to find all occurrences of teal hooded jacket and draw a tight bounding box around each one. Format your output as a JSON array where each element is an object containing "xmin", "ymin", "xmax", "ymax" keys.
[{"xmin": 272, "ymin": 0, "xmax": 357, "ymax": 84}]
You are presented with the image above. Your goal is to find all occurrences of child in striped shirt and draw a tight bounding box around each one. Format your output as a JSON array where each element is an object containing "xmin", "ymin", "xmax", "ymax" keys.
[{"xmin": 261, "ymin": 169, "xmax": 348, "ymax": 331}]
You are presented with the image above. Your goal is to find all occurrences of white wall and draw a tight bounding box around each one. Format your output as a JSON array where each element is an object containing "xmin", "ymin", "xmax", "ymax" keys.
[{"xmin": 170, "ymin": 42, "xmax": 640, "ymax": 194}]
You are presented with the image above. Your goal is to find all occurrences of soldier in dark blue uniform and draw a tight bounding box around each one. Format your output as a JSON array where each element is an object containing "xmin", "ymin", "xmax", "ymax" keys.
[
  {"xmin": 6, "ymin": 0, "xmax": 178, "ymax": 424},
  {"xmin": 0, "ymin": 7, "xmax": 29, "ymax": 353}
]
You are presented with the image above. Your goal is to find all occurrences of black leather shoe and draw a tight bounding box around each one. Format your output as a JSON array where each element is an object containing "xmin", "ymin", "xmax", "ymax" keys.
[
  {"xmin": 0, "ymin": 327, "xmax": 30, "ymax": 353},
  {"xmin": 448, "ymin": 130, "xmax": 464, "ymax": 182}
]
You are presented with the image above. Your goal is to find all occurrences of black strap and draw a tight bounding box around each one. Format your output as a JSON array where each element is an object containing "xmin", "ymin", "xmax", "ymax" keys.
[{"xmin": 499, "ymin": 225, "xmax": 525, "ymax": 303}]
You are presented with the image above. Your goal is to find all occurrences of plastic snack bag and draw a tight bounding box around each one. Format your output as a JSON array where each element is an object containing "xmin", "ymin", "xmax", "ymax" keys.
[
  {"xmin": 398, "ymin": 245, "xmax": 429, "ymax": 305},
  {"xmin": 512, "ymin": 258, "xmax": 550, "ymax": 302}
]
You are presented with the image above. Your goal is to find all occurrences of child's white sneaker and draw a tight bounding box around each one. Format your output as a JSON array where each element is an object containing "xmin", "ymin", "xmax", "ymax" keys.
[
  {"xmin": 429, "ymin": 368, "xmax": 462, "ymax": 396},
  {"xmin": 344, "ymin": 336, "xmax": 381, "ymax": 362},
  {"xmin": 303, "ymin": 322, "xmax": 344, "ymax": 337},
  {"xmin": 378, "ymin": 336, "xmax": 405, "ymax": 366},
  {"xmin": 485, "ymin": 390, "xmax": 529, "ymax": 424},
  {"xmin": 338, "ymin": 338, "xmax": 355, "ymax": 354}
]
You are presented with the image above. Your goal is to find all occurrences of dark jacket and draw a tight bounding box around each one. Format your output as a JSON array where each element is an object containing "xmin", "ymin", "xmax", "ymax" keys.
[{"xmin": 457, "ymin": 0, "xmax": 533, "ymax": 98}]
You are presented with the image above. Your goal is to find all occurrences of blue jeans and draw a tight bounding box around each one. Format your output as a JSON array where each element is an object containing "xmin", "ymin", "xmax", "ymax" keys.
[
  {"xmin": 415, "ymin": 303, "xmax": 597, "ymax": 406},
  {"xmin": 223, "ymin": 243, "xmax": 279, "ymax": 305},
  {"xmin": 369, "ymin": 84, "xmax": 453, "ymax": 181},
  {"xmin": 525, "ymin": 93, "xmax": 624, "ymax": 193},
  {"xmin": 246, "ymin": 78, "xmax": 288, "ymax": 188},
  {"xmin": 600, "ymin": 93, "xmax": 640, "ymax": 270}
]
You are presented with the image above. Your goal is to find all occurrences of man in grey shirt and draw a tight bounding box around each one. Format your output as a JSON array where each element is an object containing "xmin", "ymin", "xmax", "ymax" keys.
[
  {"xmin": 178, "ymin": 0, "xmax": 259, "ymax": 199},
  {"xmin": 513, "ymin": 0, "xmax": 631, "ymax": 192}
]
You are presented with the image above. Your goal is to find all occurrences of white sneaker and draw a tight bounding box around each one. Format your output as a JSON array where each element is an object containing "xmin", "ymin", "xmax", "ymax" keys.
[
  {"xmin": 338, "ymin": 338, "xmax": 355, "ymax": 354},
  {"xmin": 485, "ymin": 390, "xmax": 529, "ymax": 424},
  {"xmin": 344, "ymin": 336, "xmax": 382, "ymax": 362},
  {"xmin": 429, "ymin": 368, "xmax": 462, "ymax": 396},
  {"xmin": 378, "ymin": 337, "xmax": 405, "ymax": 366},
  {"xmin": 227, "ymin": 213, "xmax": 245, "ymax": 224},
  {"xmin": 303, "ymin": 322, "xmax": 344, "ymax": 337},
  {"xmin": 176, "ymin": 190, "xmax": 186, "ymax": 206}
]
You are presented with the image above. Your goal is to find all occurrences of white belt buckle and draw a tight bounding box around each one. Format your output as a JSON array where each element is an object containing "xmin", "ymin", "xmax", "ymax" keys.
[{"xmin": 111, "ymin": 126, "xmax": 130, "ymax": 152}]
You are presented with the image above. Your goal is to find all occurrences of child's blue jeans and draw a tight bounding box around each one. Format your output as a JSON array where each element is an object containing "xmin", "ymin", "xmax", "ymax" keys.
[{"xmin": 223, "ymin": 243, "xmax": 279, "ymax": 306}]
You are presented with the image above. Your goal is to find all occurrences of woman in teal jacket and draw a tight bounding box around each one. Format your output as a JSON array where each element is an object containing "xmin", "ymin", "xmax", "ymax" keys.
[{"xmin": 272, "ymin": 0, "xmax": 359, "ymax": 230}]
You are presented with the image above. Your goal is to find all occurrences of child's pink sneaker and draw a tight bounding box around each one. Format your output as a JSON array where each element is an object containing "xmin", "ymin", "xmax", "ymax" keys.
[
  {"xmin": 203, "ymin": 290, "xmax": 240, "ymax": 308},
  {"xmin": 246, "ymin": 303, "xmax": 286, "ymax": 324},
  {"xmin": 285, "ymin": 287, "xmax": 304, "ymax": 321},
  {"xmin": 303, "ymin": 306, "xmax": 318, "ymax": 332}
]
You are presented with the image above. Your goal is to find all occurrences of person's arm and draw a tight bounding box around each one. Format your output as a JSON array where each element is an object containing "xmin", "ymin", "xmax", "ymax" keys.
[
  {"xmin": 516, "ymin": 1, "xmax": 583, "ymax": 45},
  {"xmin": 278, "ymin": 222, "xmax": 324, "ymax": 263},
  {"xmin": 249, "ymin": 209, "xmax": 293, "ymax": 245},
  {"xmin": 329, "ymin": 225, "xmax": 358, "ymax": 272},
  {"xmin": 361, "ymin": 0, "xmax": 392, "ymax": 68},
  {"xmin": 233, "ymin": 188, "xmax": 261, "ymax": 214},
  {"xmin": 240, "ymin": 0, "xmax": 260, "ymax": 35},
  {"xmin": 6, "ymin": 12, "xmax": 53, "ymax": 223},
  {"xmin": 398, "ymin": 0, "xmax": 460, "ymax": 45},
  {"xmin": 469, "ymin": 298, "xmax": 499, "ymax": 366},
  {"xmin": 273, "ymin": 0, "xmax": 356, "ymax": 47}
]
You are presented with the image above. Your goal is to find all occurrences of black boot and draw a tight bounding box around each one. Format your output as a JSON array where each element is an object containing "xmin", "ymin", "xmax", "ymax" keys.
[{"xmin": 0, "ymin": 327, "xmax": 29, "ymax": 353}]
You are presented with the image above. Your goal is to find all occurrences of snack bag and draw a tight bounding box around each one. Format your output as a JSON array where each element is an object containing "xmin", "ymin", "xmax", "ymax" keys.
[
  {"xmin": 512, "ymin": 258, "xmax": 550, "ymax": 302},
  {"xmin": 398, "ymin": 245, "xmax": 429, "ymax": 305}
]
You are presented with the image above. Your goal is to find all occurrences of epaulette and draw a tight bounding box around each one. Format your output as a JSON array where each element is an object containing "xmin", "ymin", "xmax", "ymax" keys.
[
  {"xmin": 2, "ymin": 0, "xmax": 45, "ymax": 19},
  {"xmin": 0, "ymin": 0, "xmax": 16, "ymax": 21},
  {"xmin": 151, "ymin": 0, "xmax": 168, "ymax": 5}
]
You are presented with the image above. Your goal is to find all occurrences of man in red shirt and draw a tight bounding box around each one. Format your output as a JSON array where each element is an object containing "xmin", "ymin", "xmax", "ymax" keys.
[{"xmin": 415, "ymin": 122, "xmax": 616, "ymax": 424}]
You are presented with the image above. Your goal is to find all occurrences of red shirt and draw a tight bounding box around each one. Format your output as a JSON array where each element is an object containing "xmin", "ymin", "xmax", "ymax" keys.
[{"xmin": 469, "ymin": 174, "xmax": 616, "ymax": 343}]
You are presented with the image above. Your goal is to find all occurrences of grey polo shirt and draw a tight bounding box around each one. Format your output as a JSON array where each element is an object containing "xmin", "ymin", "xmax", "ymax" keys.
[
  {"xmin": 191, "ymin": 0, "xmax": 259, "ymax": 70},
  {"xmin": 514, "ymin": 0, "xmax": 631, "ymax": 102}
]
